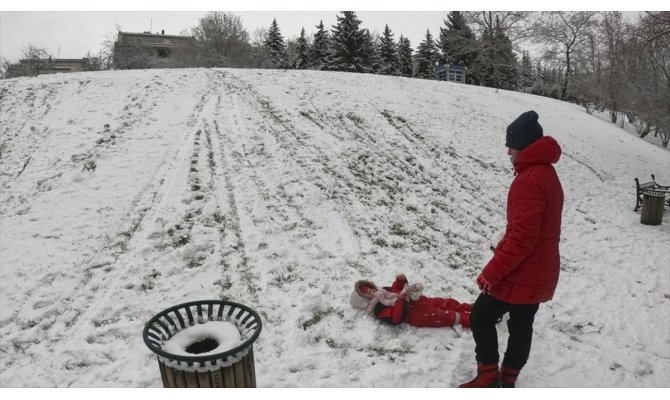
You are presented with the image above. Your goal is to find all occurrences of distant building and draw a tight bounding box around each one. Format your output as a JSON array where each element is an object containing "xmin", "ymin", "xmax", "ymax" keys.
[
  {"xmin": 5, "ymin": 57, "xmax": 98, "ymax": 78},
  {"xmin": 113, "ymin": 30, "xmax": 197, "ymax": 69},
  {"xmin": 435, "ymin": 58, "xmax": 466, "ymax": 83}
]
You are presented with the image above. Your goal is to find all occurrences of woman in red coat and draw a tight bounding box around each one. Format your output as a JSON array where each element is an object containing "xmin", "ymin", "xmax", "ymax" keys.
[
  {"xmin": 350, "ymin": 274, "xmax": 471, "ymax": 328},
  {"xmin": 460, "ymin": 111, "xmax": 564, "ymax": 388}
]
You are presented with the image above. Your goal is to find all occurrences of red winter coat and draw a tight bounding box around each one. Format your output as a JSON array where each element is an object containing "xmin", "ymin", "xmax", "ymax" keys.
[
  {"xmin": 481, "ymin": 136, "xmax": 564, "ymax": 304},
  {"xmin": 371, "ymin": 276, "xmax": 410, "ymax": 325},
  {"xmin": 372, "ymin": 276, "xmax": 471, "ymax": 327}
]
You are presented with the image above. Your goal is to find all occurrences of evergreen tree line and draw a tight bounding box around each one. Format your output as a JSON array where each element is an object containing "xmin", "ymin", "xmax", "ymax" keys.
[
  {"xmin": 250, "ymin": 10, "xmax": 669, "ymax": 147},
  {"xmin": 247, "ymin": 10, "xmax": 668, "ymax": 147},
  {"xmin": 252, "ymin": 13, "xmax": 416, "ymax": 76}
]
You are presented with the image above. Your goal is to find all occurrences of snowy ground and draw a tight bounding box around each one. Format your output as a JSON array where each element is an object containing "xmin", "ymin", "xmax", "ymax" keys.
[{"xmin": 0, "ymin": 68, "xmax": 669, "ymax": 388}]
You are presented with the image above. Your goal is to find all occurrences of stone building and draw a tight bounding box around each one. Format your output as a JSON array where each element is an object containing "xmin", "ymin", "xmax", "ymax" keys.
[{"xmin": 113, "ymin": 31, "xmax": 197, "ymax": 69}]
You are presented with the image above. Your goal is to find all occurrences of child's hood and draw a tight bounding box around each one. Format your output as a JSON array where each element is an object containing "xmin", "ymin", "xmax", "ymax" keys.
[{"xmin": 350, "ymin": 279, "xmax": 377, "ymax": 310}]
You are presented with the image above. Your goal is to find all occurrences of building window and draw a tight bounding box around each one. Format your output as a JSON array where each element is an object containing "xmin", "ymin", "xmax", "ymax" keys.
[{"xmin": 157, "ymin": 48, "xmax": 171, "ymax": 58}]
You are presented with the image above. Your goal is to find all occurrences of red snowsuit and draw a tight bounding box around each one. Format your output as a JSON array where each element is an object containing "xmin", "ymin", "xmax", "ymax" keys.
[
  {"xmin": 481, "ymin": 136, "xmax": 564, "ymax": 304},
  {"xmin": 371, "ymin": 275, "xmax": 471, "ymax": 328}
]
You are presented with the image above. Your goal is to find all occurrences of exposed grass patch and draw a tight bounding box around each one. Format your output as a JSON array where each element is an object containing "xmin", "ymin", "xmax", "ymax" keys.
[
  {"xmin": 390, "ymin": 223, "xmax": 410, "ymax": 236},
  {"xmin": 302, "ymin": 307, "xmax": 338, "ymax": 330}
]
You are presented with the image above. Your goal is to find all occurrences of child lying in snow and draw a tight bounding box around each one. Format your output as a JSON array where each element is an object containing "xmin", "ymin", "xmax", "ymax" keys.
[{"xmin": 350, "ymin": 274, "xmax": 471, "ymax": 328}]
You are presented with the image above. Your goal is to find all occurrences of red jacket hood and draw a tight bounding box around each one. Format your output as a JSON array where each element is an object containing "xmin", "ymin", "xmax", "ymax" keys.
[{"xmin": 513, "ymin": 136, "xmax": 561, "ymax": 173}]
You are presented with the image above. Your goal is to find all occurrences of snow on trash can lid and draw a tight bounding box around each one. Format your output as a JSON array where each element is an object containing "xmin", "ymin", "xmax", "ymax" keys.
[
  {"xmin": 163, "ymin": 321, "xmax": 242, "ymax": 357},
  {"xmin": 143, "ymin": 300, "xmax": 262, "ymax": 373}
]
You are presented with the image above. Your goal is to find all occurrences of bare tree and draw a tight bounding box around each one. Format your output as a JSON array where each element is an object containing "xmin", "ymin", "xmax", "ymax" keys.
[
  {"xmin": 631, "ymin": 12, "xmax": 670, "ymax": 146},
  {"xmin": 605, "ymin": 12, "xmax": 638, "ymax": 124},
  {"xmin": 641, "ymin": 11, "xmax": 670, "ymax": 41},
  {"xmin": 534, "ymin": 11, "xmax": 598, "ymax": 100},
  {"xmin": 99, "ymin": 26, "xmax": 120, "ymax": 69},
  {"xmin": 18, "ymin": 43, "xmax": 53, "ymax": 76},
  {"xmin": 81, "ymin": 51, "xmax": 102, "ymax": 71},
  {"xmin": 467, "ymin": 11, "xmax": 535, "ymax": 46},
  {"xmin": 191, "ymin": 11, "xmax": 251, "ymax": 67},
  {"xmin": 21, "ymin": 43, "xmax": 52, "ymax": 60},
  {"xmin": 0, "ymin": 57, "xmax": 9, "ymax": 79}
]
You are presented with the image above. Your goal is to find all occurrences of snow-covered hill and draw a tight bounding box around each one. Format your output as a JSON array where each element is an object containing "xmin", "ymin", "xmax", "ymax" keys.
[{"xmin": 0, "ymin": 68, "xmax": 668, "ymax": 388}]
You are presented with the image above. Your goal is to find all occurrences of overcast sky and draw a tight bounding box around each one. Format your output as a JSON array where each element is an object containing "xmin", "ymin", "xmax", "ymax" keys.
[{"xmin": 0, "ymin": 1, "xmax": 654, "ymax": 62}]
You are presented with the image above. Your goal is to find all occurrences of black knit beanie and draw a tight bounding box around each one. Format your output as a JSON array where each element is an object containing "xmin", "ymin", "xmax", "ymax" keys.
[{"xmin": 506, "ymin": 110, "xmax": 543, "ymax": 150}]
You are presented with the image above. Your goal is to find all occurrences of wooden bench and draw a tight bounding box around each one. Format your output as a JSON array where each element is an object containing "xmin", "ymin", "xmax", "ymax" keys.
[
  {"xmin": 651, "ymin": 174, "xmax": 670, "ymax": 208},
  {"xmin": 635, "ymin": 175, "xmax": 670, "ymax": 211}
]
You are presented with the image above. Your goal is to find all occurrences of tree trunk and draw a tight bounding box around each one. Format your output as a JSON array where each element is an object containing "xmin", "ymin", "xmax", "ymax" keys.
[
  {"xmin": 561, "ymin": 50, "xmax": 571, "ymax": 100},
  {"xmin": 610, "ymin": 109, "xmax": 618, "ymax": 123}
]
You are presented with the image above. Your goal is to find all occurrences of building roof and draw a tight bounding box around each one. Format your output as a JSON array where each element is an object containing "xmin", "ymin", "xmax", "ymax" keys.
[{"xmin": 118, "ymin": 31, "xmax": 195, "ymax": 40}]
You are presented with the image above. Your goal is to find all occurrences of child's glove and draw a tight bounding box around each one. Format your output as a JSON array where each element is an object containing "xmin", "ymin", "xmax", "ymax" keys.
[{"xmin": 401, "ymin": 283, "xmax": 423, "ymax": 301}]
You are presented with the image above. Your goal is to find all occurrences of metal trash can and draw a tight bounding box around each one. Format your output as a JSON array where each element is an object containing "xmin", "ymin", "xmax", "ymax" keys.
[
  {"xmin": 640, "ymin": 189, "xmax": 666, "ymax": 226},
  {"xmin": 143, "ymin": 300, "xmax": 262, "ymax": 388}
]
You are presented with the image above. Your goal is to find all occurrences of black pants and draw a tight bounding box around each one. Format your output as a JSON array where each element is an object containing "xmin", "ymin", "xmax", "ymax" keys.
[{"xmin": 470, "ymin": 293, "xmax": 540, "ymax": 370}]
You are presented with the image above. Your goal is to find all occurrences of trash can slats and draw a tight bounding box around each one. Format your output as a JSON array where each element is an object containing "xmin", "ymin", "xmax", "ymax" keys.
[
  {"xmin": 641, "ymin": 189, "xmax": 666, "ymax": 226},
  {"xmin": 143, "ymin": 300, "xmax": 262, "ymax": 388}
]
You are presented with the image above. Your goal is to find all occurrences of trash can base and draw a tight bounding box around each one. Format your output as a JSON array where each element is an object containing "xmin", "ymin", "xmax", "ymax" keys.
[{"xmin": 158, "ymin": 347, "xmax": 256, "ymax": 388}]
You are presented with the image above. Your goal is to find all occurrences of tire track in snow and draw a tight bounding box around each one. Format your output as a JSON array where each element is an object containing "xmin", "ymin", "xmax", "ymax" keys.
[
  {"xmin": 218, "ymin": 74, "xmax": 449, "ymax": 290},
  {"xmin": 218, "ymin": 74, "xmax": 371, "ymax": 236},
  {"xmin": 214, "ymin": 73, "xmax": 480, "ymax": 377},
  {"xmin": 208, "ymin": 117, "xmax": 261, "ymax": 304},
  {"xmin": 211, "ymin": 74, "xmax": 371, "ymax": 374},
  {"xmin": 1, "ymin": 79, "xmax": 194, "ymax": 323},
  {"xmin": 0, "ymin": 82, "xmax": 219, "ymax": 386},
  {"xmin": 221, "ymin": 72, "xmax": 492, "ymax": 278},
  {"xmin": 210, "ymin": 75, "xmax": 493, "ymax": 380},
  {"xmin": 55, "ymin": 89, "xmax": 220, "ymax": 352}
]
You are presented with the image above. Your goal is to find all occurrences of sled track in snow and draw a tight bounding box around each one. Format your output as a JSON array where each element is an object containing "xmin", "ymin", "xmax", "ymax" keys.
[
  {"xmin": 0, "ymin": 84, "xmax": 221, "ymax": 386},
  {"xmin": 207, "ymin": 117, "xmax": 261, "ymax": 304},
  {"xmin": 0, "ymin": 78, "xmax": 182, "ymax": 320},
  {"xmin": 219, "ymin": 72, "xmax": 501, "ymax": 275}
]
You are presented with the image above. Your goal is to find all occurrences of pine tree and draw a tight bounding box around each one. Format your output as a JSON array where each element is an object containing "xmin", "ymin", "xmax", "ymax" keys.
[
  {"xmin": 360, "ymin": 29, "xmax": 379, "ymax": 73},
  {"xmin": 478, "ymin": 16, "xmax": 518, "ymax": 90},
  {"xmin": 536, "ymin": 61, "xmax": 546, "ymax": 83},
  {"xmin": 494, "ymin": 22, "xmax": 519, "ymax": 90},
  {"xmin": 293, "ymin": 28, "xmax": 310, "ymax": 69},
  {"xmin": 308, "ymin": 20, "xmax": 330, "ymax": 69},
  {"xmin": 327, "ymin": 11, "xmax": 368, "ymax": 72},
  {"xmin": 264, "ymin": 18, "xmax": 289, "ymax": 69},
  {"xmin": 414, "ymin": 30, "xmax": 439, "ymax": 79},
  {"xmin": 438, "ymin": 11, "xmax": 479, "ymax": 83},
  {"xmin": 397, "ymin": 35, "xmax": 414, "ymax": 77},
  {"xmin": 520, "ymin": 50, "xmax": 533, "ymax": 92},
  {"xmin": 378, "ymin": 24, "xmax": 399, "ymax": 76}
]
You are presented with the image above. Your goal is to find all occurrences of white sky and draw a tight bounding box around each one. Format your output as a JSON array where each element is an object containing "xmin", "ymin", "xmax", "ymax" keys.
[{"xmin": 0, "ymin": 1, "xmax": 657, "ymax": 62}]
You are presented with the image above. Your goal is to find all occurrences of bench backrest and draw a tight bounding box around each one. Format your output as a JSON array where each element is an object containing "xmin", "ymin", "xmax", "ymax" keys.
[{"xmin": 635, "ymin": 178, "xmax": 656, "ymax": 192}]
